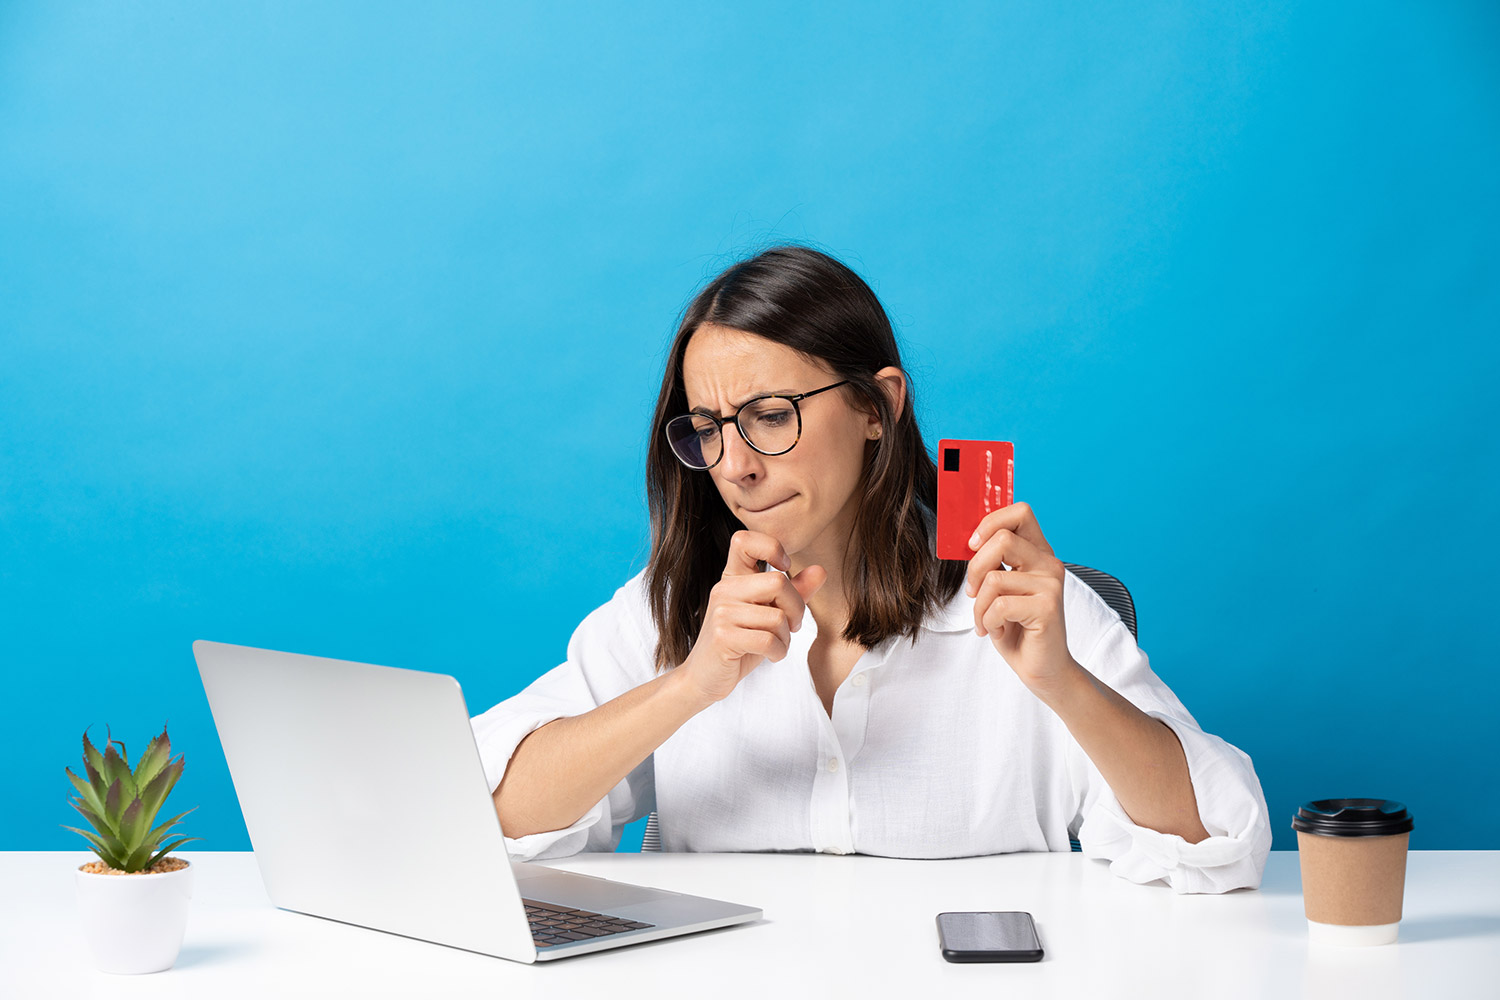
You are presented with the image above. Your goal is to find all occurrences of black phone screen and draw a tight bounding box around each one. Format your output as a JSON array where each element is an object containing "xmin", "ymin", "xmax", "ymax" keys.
[{"xmin": 935, "ymin": 911, "xmax": 1043, "ymax": 963}]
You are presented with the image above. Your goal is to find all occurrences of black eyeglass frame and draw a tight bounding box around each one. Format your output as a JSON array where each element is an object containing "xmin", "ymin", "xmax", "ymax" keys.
[{"xmin": 664, "ymin": 379, "xmax": 852, "ymax": 471}]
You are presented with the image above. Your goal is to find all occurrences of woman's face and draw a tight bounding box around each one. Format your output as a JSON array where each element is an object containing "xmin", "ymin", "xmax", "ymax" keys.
[{"xmin": 680, "ymin": 323, "xmax": 896, "ymax": 569}]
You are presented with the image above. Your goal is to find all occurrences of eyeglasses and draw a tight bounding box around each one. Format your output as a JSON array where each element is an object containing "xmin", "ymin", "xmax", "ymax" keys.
[{"xmin": 664, "ymin": 380, "xmax": 851, "ymax": 471}]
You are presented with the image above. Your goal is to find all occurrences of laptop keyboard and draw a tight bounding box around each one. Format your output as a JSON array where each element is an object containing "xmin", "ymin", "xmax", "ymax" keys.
[{"xmin": 523, "ymin": 899, "xmax": 655, "ymax": 948}]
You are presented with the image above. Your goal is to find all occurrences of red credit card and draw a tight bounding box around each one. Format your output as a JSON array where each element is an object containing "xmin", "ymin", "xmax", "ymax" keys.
[{"xmin": 935, "ymin": 439, "xmax": 1015, "ymax": 560}]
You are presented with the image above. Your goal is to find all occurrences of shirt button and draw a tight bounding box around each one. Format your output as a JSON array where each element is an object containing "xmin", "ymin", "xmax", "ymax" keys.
[
  {"xmin": 852, "ymin": 674, "xmax": 867, "ymax": 687},
  {"xmin": 827, "ymin": 758, "xmax": 839, "ymax": 773}
]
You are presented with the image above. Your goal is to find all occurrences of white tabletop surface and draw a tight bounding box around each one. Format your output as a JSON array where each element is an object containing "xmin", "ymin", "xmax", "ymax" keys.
[{"xmin": 4, "ymin": 850, "xmax": 1496, "ymax": 998}]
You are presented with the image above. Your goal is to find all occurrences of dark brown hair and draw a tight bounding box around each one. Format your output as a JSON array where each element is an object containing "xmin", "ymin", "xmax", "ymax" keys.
[{"xmin": 645, "ymin": 244, "xmax": 967, "ymax": 673}]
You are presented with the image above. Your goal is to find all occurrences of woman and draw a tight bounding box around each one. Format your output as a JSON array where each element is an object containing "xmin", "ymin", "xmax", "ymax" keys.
[{"xmin": 473, "ymin": 245, "xmax": 1271, "ymax": 893}]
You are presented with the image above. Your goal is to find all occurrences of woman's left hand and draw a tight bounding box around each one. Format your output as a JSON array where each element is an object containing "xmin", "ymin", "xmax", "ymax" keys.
[{"xmin": 966, "ymin": 501, "xmax": 1081, "ymax": 695}]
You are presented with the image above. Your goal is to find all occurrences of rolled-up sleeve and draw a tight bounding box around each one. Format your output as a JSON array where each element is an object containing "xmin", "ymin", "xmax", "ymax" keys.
[
  {"xmin": 1066, "ymin": 604, "xmax": 1273, "ymax": 894},
  {"xmin": 469, "ymin": 572, "xmax": 659, "ymax": 861}
]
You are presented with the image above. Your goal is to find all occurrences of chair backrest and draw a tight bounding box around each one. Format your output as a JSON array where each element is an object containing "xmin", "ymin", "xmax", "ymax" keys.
[
  {"xmin": 639, "ymin": 562, "xmax": 1136, "ymax": 852},
  {"xmin": 1060, "ymin": 562, "xmax": 1137, "ymax": 641}
]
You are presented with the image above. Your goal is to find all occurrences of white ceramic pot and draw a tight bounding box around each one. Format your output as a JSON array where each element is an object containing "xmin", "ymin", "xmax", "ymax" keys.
[{"xmin": 75, "ymin": 858, "xmax": 194, "ymax": 974}]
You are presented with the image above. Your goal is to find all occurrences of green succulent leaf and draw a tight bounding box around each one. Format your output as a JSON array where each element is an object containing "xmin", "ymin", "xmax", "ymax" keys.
[
  {"xmin": 122, "ymin": 839, "xmax": 157, "ymax": 872},
  {"xmin": 65, "ymin": 766, "xmax": 108, "ymax": 820},
  {"xmin": 82, "ymin": 729, "xmax": 107, "ymax": 781},
  {"xmin": 67, "ymin": 797, "xmax": 116, "ymax": 840},
  {"xmin": 133, "ymin": 723, "xmax": 172, "ymax": 791},
  {"xmin": 60, "ymin": 824, "xmax": 116, "ymax": 862},
  {"xmin": 117, "ymin": 797, "xmax": 147, "ymax": 855},
  {"xmin": 103, "ymin": 777, "xmax": 123, "ymax": 825},
  {"xmin": 145, "ymin": 836, "xmax": 202, "ymax": 871},
  {"xmin": 143, "ymin": 807, "xmax": 198, "ymax": 848},
  {"xmin": 61, "ymin": 822, "xmax": 130, "ymax": 869},
  {"xmin": 137, "ymin": 757, "xmax": 183, "ymax": 830},
  {"xmin": 84, "ymin": 756, "xmax": 107, "ymax": 798},
  {"xmin": 102, "ymin": 742, "xmax": 139, "ymax": 803},
  {"xmin": 99, "ymin": 827, "xmax": 128, "ymax": 861}
]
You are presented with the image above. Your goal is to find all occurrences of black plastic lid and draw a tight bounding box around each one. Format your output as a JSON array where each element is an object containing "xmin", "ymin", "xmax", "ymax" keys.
[{"xmin": 1291, "ymin": 798, "xmax": 1414, "ymax": 837}]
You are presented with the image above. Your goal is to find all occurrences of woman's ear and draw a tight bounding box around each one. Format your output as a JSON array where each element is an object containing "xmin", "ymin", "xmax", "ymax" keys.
[{"xmin": 868, "ymin": 366, "xmax": 907, "ymax": 436}]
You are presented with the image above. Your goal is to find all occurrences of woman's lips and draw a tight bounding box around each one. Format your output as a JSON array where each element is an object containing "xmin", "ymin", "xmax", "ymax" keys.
[{"xmin": 743, "ymin": 495, "xmax": 794, "ymax": 514}]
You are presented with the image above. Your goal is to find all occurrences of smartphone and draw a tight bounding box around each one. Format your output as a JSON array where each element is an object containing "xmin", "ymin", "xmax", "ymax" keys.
[
  {"xmin": 935, "ymin": 439, "xmax": 1015, "ymax": 560},
  {"xmin": 935, "ymin": 911, "xmax": 1043, "ymax": 963}
]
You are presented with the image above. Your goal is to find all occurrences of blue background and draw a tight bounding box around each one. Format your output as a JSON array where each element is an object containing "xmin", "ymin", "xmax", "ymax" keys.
[{"xmin": 3, "ymin": 2, "xmax": 1496, "ymax": 855}]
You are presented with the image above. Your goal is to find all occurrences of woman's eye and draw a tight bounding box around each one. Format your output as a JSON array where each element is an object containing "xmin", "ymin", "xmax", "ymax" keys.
[{"xmin": 754, "ymin": 411, "xmax": 790, "ymax": 427}]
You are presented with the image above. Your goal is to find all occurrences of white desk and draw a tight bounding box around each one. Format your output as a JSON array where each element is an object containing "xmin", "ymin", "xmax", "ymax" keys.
[{"xmin": 3, "ymin": 851, "xmax": 1496, "ymax": 998}]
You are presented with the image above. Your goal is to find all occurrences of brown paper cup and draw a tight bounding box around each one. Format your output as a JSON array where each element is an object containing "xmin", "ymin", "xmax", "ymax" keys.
[{"xmin": 1296, "ymin": 830, "xmax": 1409, "ymax": 946}]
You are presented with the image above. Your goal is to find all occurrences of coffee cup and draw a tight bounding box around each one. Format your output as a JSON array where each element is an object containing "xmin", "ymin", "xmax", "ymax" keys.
[{"xmin": 1292, "ymin": 798, "xmax": 1414, "ymax": 946}]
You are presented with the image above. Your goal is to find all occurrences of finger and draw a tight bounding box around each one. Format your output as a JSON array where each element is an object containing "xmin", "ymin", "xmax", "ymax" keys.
[
  {"xmin": 716, "ymin": 571, "xmax": 814, "ymax": 632},
  {"xmin": 717, "ymin": 624, "xmax": 791, "ymax": 664},
  {"xmin": 970, "ymin": 569, "xmax": 1060, "ymax": 633},
  {"xmin": 770, "ymin": 573, "xmax": 814, "ymax": 632},
  {"xmin": 710, "ymin": 602, "xmax": 794, "ymax": 652},
  {"xmin": 965, "ymin": 527, "xmax": 1055, "ymax": 595},
  {"xmin": 789, "ymin": 564, "xmax": 827, "ymax": 604},
  {"xmin": 725, "ymin": 530, "xmax": 791, "ymax": 577},
  {"xmin": 977, "ymin": 593, "xmax": 1058, "ymax": 636},
  {"xmin": 967, "ymin": 501, "xmax": 1054, "ymax": 560}
]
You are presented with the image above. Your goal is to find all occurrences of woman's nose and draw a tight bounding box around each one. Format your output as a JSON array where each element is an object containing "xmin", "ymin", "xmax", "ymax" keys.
[{"xmin": 718, "ymin": 423, "xmax": 763, "ymax": 479}]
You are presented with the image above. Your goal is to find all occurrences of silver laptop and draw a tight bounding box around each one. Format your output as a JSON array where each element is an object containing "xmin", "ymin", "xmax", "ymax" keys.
[{"xmin": 192, "ymin": 639, "xmax": 761, "ymax": 963}]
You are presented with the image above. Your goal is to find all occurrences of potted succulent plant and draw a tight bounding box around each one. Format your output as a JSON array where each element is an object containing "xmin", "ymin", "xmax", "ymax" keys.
[{"xmin": 62, "ymin": 723, "xmax": 202, "ymax": 974}]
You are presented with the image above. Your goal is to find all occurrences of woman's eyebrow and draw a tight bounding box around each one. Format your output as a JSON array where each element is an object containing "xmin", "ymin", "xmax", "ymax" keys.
[{"xmin": 689, "ymin": 389, "xmax": 797, "ymax": 417}]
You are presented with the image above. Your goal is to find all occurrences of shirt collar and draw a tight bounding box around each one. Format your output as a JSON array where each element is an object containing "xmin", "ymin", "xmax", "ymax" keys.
[{"xmin": 921, "ymin": 583, "xmax": 978, "ymax": 634}]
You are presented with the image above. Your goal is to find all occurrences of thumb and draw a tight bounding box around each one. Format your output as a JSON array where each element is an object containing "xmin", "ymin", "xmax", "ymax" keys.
[{"xmin": 789, "ymin": 564, "xmax": 828, "ymax": 602}]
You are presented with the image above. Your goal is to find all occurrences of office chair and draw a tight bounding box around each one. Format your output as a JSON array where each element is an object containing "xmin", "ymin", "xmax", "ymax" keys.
[{"xmin": 639, "ymin": 562, "xmax": 1137, "ymax": 853}]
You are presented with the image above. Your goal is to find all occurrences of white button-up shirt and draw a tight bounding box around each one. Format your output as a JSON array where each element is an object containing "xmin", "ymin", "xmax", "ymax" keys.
[{"xmin": 471, "ymin": 568, "xmax": 1272, "ymax": 894}]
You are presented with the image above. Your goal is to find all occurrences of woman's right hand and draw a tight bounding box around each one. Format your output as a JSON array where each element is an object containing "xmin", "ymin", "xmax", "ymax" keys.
[{"xmin": 676, "ymin": 529, "xmax": 828, "ymax": 708}]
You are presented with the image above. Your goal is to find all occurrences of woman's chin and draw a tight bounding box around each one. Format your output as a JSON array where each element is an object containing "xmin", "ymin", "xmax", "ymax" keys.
[
  {"xmin": 730, "ymin": 498, "xmax": 821, "ymax": 561},
  {"xmin": 729, "ymin": 519, "xmax": 795, "ymax": 557}
]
